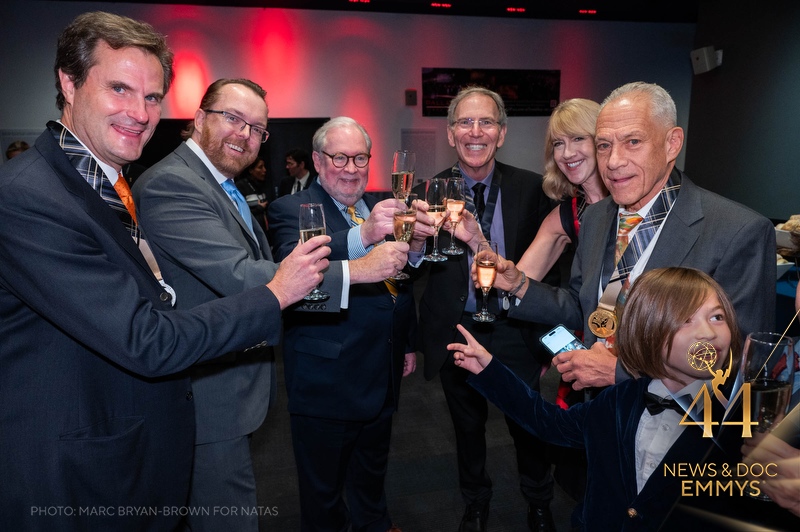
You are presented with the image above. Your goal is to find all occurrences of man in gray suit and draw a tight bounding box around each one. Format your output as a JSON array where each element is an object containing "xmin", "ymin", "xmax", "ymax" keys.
[
  {"xmin": 133, "ymin": 79, "xmax": 396, "ymax": 531},
  {"xmin": 490, "ymin": 81, "xmax": 775, "ymax": 392}
]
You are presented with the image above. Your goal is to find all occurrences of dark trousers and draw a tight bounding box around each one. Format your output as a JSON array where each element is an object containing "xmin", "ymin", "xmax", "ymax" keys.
[
  {"xmin": 440, "ymin": 314, "xmax": 554, "ymax": 506},
  {"xmin": 290, "ymin": 393, "xmax": 395, "ymax": 532}
]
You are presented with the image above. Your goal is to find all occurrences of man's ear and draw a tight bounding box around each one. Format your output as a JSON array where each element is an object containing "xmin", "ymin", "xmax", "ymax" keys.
[{"xmin": 58, "ymin": 69, "xmax": 76, "ymax": 107}]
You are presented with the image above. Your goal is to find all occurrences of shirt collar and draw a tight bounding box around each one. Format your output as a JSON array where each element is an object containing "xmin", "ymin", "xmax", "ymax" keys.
[
  {"xmin": 186, "ymin": 138, "xmax": 230, "ymax": 185},
  {"xmin": 56, "ymin": 120, "xmax": 120, "ymax": 184}
]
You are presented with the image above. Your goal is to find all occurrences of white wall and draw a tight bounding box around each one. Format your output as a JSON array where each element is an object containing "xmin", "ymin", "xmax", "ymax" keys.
[{"xmin": 1, "ymin": 1, "xmax": 696, "ymax": 188}]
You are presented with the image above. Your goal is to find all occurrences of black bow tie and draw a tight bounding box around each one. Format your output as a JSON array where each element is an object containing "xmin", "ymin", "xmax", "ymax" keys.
[{"xmin": 643, "ymin": 391, "xmax": 689, "ymax": 415}]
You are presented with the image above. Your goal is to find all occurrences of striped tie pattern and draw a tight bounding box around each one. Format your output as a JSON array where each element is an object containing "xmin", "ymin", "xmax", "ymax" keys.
[
  {"xmin": 347, "ymin": 206, "xmax": 398, "ymax": 300},
  {"xmin": 48, "ymin": 121, "xmax": 139, "ymax": 241},
  {"xmin": 614, "ymin": 212, "xmax": 643, "ymax": 276}
]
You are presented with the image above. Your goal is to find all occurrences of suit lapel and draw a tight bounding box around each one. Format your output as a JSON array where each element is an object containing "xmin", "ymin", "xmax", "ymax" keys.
[
  {"xmin": 175, "ymin": 143, "xmax": 262, "ymax": 257},
  {"xmin": 38, "ymin": 132, "xmax": 153, "ymax": 277},
  {"xmin": 647, "ymin": 175, "xmax": 702, "ymax": 270}
]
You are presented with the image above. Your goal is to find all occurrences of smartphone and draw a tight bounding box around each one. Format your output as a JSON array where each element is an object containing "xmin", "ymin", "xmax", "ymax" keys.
[{"xmin": 539, "ymin": 325, "xmax": 586, "ymax": 357}]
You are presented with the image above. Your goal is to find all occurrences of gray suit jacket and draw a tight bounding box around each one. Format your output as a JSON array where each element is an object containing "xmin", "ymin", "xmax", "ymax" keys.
[
  {"xmin": 133, "ymin": 142, "xmax": 343, "ymax": 443},
  {"xmin": 511, "ymin": 171, "xmax": 776, "ymax": 347}
]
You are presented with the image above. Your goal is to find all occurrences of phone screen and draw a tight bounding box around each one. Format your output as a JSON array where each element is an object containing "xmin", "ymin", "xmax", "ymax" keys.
[{"xmin": 539, "ymin": 325, "xmax": 586, "ymax": 357}]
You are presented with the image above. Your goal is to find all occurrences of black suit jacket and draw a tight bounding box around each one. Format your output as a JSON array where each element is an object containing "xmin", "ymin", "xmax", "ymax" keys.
[
  {"xmin": 268, "ymin": 182, "xmax": 415, "ymax": 420},
  {"xmin": 278, "ymin": 174, "xmax": 313, "ymax": 197},
  {"xmin": 0, "ymin": 130, "xmax": 280, "ymax": 531},
  {"xmin": 417, "ymin": 161, "xmax": 556, "ymax": 381}
]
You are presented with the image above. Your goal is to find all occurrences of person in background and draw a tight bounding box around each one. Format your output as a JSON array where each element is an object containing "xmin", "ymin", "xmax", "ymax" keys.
[
  {"xmin": 416, "ymin": 86, "xmax": 558, "ymax": 532},
  {"xmin": 5, "ymin": 140, "xmax": 29, "ymax": 160},
  {"xmin": 449, "ymin": 267, "xmax": 747, "ymax": 530},
  {"xmin": 236, "ymin": 155, "xmax": 269, "ymax": 234},
  {"xmin": 268, "ymin": 116, "xmax": 427, "ymax": 532},
  {"xmin": 0, "ymin": 12, "xmax": 329, "ymax": 531},
  {"xmin": 279, "ymin": 147, "xmax": 314, "ymax": 196},
  {"xmin": 490, "ymin": 82, "xmax": 775, "ymax": 393}
]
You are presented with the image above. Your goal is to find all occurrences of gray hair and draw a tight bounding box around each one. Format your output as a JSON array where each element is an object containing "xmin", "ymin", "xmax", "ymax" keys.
[
  {"xmin": 312, "ymin": 116, "xmax": 372, "ymax": 153},
  {"xmin": 447, "ymin": 86, "xmax": 508, "ymax": 127},
  {"xmin": 601, "ymin": 82, "xmax": 676, "ymax": 129}
]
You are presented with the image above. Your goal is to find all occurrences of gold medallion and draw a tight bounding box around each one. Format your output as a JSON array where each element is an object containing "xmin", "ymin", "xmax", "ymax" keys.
[{"xmin": 588, "ymin": 307, "xmax": 617, "ymax": 338}]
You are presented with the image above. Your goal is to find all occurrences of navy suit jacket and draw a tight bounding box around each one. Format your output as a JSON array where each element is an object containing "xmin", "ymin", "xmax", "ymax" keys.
[
  {"xmin": 133, "ymin": 143, "xmax": 343, "ymax": 444},
  {"xmin": 512, "ymin": 171, "xmax": 776, "ymax": 346},
  {"xmin": 470, "ymin": 360, "xmax": 747, "ymax": 531},
  {"xmin": 0, "ymin": 131, "xmax": 280, "ymax": 530},
  {"xmin": 268, "ymin": 182, "xmax": 414, "ymax": 420}
]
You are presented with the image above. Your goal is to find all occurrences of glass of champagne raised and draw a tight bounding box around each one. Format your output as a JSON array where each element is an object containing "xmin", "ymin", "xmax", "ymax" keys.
[
  {"xmin": 391, "ymin": 194, "xmax": 417, "ymax": 280},
  {"xmin": 391, "ymin": 150, "xmax": 416, "ymax": 200},
  {"xmin": 423, "ymin": 178, "xmax": 448, "ymax": 262},
  {"xmin": 741, "ymin": 332, "xmax": 795, "ymax": 500},
  {"xmin": 473, "ymin": 240, "xmax": 498, "ymax": 323},
  {"xmin": 443, "ymin": 177, "xmax": 465, "ymax": 256},
  {"xmin": 298, "ymin": 202, "xmax": 329, "ymax": 301}
]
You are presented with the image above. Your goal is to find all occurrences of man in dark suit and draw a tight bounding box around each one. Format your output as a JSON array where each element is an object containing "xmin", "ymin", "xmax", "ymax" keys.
[
  {"xmin": 268, "ymin": 117, "xmax": 422, "ymax": 532},
  {"xmin": 494, "ymin": 82, "xmax": 775, "ymax": 390},
  {"xmin": 278, "ymin": 147, "xmax": 314, "ymax": 196},
  {"xmin": 133, "ymin": 79, "xmax": 357, "ymax": 532},
  {"xmin": 416, "ymin": 87, "xmax": 558, "ymax": 532},
  {"xmin": 0, "ymin": 12, "xmax": 329, "ymax": 532}
]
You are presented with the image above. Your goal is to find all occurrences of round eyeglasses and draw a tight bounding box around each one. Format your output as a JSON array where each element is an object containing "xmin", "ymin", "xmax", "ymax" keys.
[
  {"xmin": 453, "ymin": 118, "xmax": 501, "ymax": 131},
  {"xmin": 203, "ymin": 109, "xmax": 269, "ymax": 143},
  {"xmin": 322, "ymin": 151, "xmax": 371, "ymax": 168}
]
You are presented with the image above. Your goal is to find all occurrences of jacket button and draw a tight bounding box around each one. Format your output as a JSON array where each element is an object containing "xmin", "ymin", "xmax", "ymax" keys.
[
  {"xmin": 160, "ymin": 292, "xmax": 172, "ymax": 302},
  {"xmin": 459, "ymin": 295, "xmax": 466, "ymax": 302},
  {"xmin": 185, "ymin": 391, "xmax": 193, "ymax": 401},
  {"xmin": 627, "ymin": 508, "xmax": 638, "ymax": 518}
]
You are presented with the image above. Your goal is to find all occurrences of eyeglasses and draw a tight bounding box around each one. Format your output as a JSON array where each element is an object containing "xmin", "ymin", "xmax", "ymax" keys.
[
  {"xmin": 203, "ymin": 109, "xmax": 269, "ymax": 143},
  {"xmin": 321, "ymin": 151, "xmax": 371, "ymax": 168},
  {"xmin": 453, "ymin": 118, "xmax": 501, "ymax": 131}
]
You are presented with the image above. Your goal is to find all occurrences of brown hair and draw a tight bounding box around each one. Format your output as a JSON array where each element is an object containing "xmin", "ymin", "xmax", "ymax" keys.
[
  {"xmin": 616, "ymin": 267, "xmax": 741, "ymax": 379},
  {"xmin": 542, "ymin": 98, "xmax": 600, "ymax": 201},
  {"xmin": 198, "ymin": 79, "xmax": 267, "ymax": 112},
  {"xmin": 55, "ymin": 11, "xmax": 174, "ymax": 111}
]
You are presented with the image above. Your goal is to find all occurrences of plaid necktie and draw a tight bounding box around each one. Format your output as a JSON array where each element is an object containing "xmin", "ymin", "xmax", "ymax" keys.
[
  {"xmin": 221, "ymin": 179, "xmax": 256, "ymax": 239},
  {"xmin": 614, "ymin": 212, "xmax": 644, "ymax": 276},
  {"xmin": 347, "ymin": 206, "xmax": 398, "ymax": 300},
  {"xmin": 48, "ymin": 121, "xmax": 139, "ymax": 241}
]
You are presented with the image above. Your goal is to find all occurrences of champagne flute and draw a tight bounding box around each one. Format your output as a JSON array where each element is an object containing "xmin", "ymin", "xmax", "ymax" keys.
[
  {"xmin": 443, "ymin": 177, "xmax": 466, "ymax": 256},
  {"xmin": 391, "ymin": 150, "xmax": 416, "ymax": 200},
  {"xmin": 391, "ymin": 194, "xmax": 417, "ymax": 280},
  {"xmin": 741, "ymin": 332, "xmax": 795, "ymax": 500},
  {"xmin": 473, "ymin": 240, "xmax": 498, "ymax": 323},
  {"xmin": 298, "ymin": 203, "xmax": 329, "ymax": 301},
  {"xmin": 423, "ymin": 178, "xmax": 448, "ymax": 262}
]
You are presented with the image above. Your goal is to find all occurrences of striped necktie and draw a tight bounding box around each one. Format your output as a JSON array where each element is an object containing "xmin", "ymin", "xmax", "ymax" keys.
[
  {"xmin": 347, "ymin": 206, "xmax": 398, "ymax": 300},
  {"xmin": 615, "ymin": 212, "xmax": 644, "ymax": 276}
]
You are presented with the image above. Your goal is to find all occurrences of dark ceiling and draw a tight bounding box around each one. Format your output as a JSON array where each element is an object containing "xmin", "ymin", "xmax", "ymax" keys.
[{"xmin": 76, "ymin": 0, "xmax": 700, "ymax": 23}]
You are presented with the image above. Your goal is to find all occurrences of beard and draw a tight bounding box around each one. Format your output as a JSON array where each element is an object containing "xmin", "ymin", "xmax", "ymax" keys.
[{"xmin": 199, "ymin": 127, "xmax": 255, "ymax": 178}]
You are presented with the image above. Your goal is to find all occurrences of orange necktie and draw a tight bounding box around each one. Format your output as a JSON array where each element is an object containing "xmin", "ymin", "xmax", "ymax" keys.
[{"xmin": 114, "ymin": 172, "xmax": 137, "ymax": 223}]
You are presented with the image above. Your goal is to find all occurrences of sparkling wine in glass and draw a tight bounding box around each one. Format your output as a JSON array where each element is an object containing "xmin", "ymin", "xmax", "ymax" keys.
[
  {"xmin": 423, "ymin": 178, "xmax": 448, "ymax": 262},
  {"xmin": 741, "ymin": 332, "xmax": 795, "ymax": 500},
  {"xmin": 443, "ymin": 177, "xmax": 466, "ymax": 256},
  {"xmin": 391, "ymin": 194, "xmax": 417, "ymax": 280},
  {"xmin": 391, "ymin": 150, "xmax": 416, "ymax": 200},
  {"xmin": 299, "ymin": 203, "xmax": 329, "ymax": 301},
  {"xmin": 473, "ymin": 240, "xmax": 498, "ymax": 323}
]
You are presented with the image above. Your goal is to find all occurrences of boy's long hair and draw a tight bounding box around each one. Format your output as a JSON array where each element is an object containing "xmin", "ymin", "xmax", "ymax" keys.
[{"xmin": 617, "ymin": 267, "xmax": 741, "ymax": 379}]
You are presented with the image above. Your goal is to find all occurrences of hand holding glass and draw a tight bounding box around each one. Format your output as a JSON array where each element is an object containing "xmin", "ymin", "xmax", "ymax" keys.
[
  {"xmin": 391, "ymin": 194, "xmax": 417, "ymax": 280},
  {"xmin": 298, "ymin": 203, "xmax": 329, "ymax": 301},
  {"xmin": 473, "ymin": 241, "xmax": 498, "ymax": 323}
]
